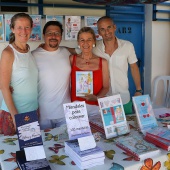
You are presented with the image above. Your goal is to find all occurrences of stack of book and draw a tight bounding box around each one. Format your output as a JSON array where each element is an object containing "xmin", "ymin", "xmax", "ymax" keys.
[
  {"xmin": 132, "ymin": 94, "xmax": 170, "ymax": 151},
  {"xmin": 16, "ymin": 150, "xmax": 51, "ymax": 170},
  {"xmin": 114, "ymin": 132, "xmax": 160, "ymax": 161},
  {"xmin": 64, "ymin": 139, "xmax": 105, "ymax": 169},
  {"xmin": 63, "ymin": 101, "xmax": 105, "ymax": 169},
  {"xmin": 144, "ymin": 126, "xmax": 170, "ymax": 151},
  {"xmin": 15, "ymin": 111, "xmax": 51, "ymax": 170},
  {"xmin": 89, "ymin": 114, "xmax": 105, "ymax": 135}
]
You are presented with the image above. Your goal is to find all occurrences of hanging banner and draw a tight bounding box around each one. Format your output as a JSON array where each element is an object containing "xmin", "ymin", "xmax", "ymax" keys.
[
  {"xmin": 65, "ymin": 16, "xmax": 81, "ymax": 40},
  {"xmin": 84, "ymin": 16, "xmax": 102, "ymax": 40},
  {"xmin": 29, "ymin": 15, "xmax": 42, "ymax": 41},
  {"xmin": 0, "ymin": 15, "xmax": 4, "ymax": 42},
  {"xmin": 46, "ymin": 15, "xmax": 63, "ymax": 25},
  {"xmin": 5, "ymin": 14, "xmax": 14, "ymax": 42}
]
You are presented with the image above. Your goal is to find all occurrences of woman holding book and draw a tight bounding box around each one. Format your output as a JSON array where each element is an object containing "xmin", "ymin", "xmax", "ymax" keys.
[
  {"xmin": 70, "ymin": 27, "xmax": 109, "ymax": 115},
  {"xmin": 0, "ymin": 13, "xmax": 38, "ymax": 135}
]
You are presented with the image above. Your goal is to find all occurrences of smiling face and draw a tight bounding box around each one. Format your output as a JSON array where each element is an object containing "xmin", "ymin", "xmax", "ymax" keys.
[
  {"xmin": 97, "ymin": 18, "xmax": 116, "ymax": 42},
  {"xmin": 78, "ymin": 32, "xmax": 95, "ymax": 53},
  {"xmin": 11, "ymin": 17, "xmax": 32, "ymax": 43},
  {"xmin": 43, "ymin": 25, "xmax": 62, "ymax": 51}
]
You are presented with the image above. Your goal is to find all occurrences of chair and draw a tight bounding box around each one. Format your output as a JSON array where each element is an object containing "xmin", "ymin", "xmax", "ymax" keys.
[{"xmin": 152, "ymin": 76, "xmax": 170, "ymax": 108}]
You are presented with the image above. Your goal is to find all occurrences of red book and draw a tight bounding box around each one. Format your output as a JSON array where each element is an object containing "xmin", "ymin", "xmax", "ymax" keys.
[
  {"xmin": 144, "ymin": 134, "xmax": 170, "ymax": 151},
  {"xmin": 146, "ymin": 127, "xmax": 170, "ymax": 142}
]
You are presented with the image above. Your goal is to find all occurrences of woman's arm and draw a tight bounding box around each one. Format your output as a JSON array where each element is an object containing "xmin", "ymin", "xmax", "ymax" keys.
[
  {"xmin": 0, "ymin": 47, "xmax": 18, "ymax": 129},
  {"xmin": 96, "ymin": 58, "xmax": 110, "ymax": 98}
]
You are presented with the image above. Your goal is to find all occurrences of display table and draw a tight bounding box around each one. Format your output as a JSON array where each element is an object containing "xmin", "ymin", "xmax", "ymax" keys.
[{"xmin": 0, "ymin": 113, "xmax": 169, "ymax": 170}]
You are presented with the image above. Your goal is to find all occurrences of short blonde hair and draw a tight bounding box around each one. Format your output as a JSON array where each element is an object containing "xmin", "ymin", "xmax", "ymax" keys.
[{"xmin": 77, "ymin": 27, "xmax": 96, "ymax": 43}]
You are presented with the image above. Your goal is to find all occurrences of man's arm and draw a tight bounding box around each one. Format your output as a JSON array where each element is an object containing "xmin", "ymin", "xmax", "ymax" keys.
[
  {"xmin": 66, "ymin": 47, "xmax": 77, "ymax": 55},
  {"xmin": 130, "ymin": 62, "xmax": 142, "ymax": 96}
]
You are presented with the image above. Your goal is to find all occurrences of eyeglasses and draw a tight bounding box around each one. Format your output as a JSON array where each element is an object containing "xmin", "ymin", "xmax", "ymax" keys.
[{"xmin": 45, "ymin": 31, "xmax": 61, "ymax": 37}]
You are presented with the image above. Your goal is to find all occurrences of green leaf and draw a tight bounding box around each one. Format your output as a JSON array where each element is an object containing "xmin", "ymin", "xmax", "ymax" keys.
[
  {"xmin": 51, "ymin": 155, "xmax": 59, "ymax": 160},
  {"xmin": 56, "ymin": 160, "xmax": 65, "ymax": 165},
  {"xmin": 45, "ymin": 137, "xmax": 52, "ymax": 141},
  {"xmin": 104, "ymin": 150, "xmax": 115, "ymax": 160},
  {"xmin": 0, "ymin": 150, "xmax": 4, "ymax": 154},
  {"xmin": 45, "ymin": 133, "xmax": 53, "ymax": 138},
  {"xmin": 8, "ymin": 142, "xmax": 16, "ymax": 145},
  {"xmin": 49, "ymin": 159, "xmax": 57, "ymax": 163},
  {"xmin": 54, "ymin": 135, "xmax": 59, "ymax": 141},
  {"xmin": 59, "ymin": 155, "xmax": 68, "ymax": 160}
]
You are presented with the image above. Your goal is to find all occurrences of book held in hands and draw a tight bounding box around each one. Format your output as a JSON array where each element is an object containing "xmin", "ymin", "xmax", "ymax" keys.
[
  {"xmin": 96, "ymin": 94, "xmax": 129, "ymax": 139},
  {"xmin": 76, "ymin": 71, "xmax": 93, "ymax": 96}
]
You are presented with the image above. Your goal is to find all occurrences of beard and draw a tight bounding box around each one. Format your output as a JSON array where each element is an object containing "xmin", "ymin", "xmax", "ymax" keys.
[{"xmin": 49, "ymin": 39, "xmax": 59, "ymax": 48}]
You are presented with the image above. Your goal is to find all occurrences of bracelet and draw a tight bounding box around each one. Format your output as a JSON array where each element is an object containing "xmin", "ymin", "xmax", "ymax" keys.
[{"xmin": 135, "ymin": 89, "xmax": 143, "ymax": 94}]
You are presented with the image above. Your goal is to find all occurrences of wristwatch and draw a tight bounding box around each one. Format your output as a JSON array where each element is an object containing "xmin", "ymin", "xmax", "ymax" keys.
[{"xmin": 135, "ymin": 89, "xmax": 143, "ymax": 94}]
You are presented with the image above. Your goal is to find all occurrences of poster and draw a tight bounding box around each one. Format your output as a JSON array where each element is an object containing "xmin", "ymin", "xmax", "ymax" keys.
[
  {"xmin": 5, "ymin": 14, "xmax": 14, "ymax": 41},
  {"xmin": 84, "ymin": 16, "xmax": 102, "ymax": 40},
  {"xmin": 65, "ymin": 16, "xmax": 81, "ymax": 40},
  {"xmin": 46, "ymin": 15, "xmax": 63, "ymax": 24},
  {"xmin": 29, "ymin": 15, "xmax": 41, "ymax": 41},
  {"xmin": 0, "ymin": 15, "xmax": 4, "ymax": 42}
]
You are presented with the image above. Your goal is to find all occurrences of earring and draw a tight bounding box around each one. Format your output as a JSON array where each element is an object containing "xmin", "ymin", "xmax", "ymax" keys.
[
  {"xmin": 93, "ymin": 44, "xmax": 95, "ymax": 48},
  {"xmin": 78, "ymin": 45, "xmax": 80, "ymax": 48}
]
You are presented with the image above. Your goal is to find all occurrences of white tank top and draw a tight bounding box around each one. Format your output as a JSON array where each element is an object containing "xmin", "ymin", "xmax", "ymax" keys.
[{"xmin": 1, "ymin": 44, "xmax": 38, "ymax": 113}]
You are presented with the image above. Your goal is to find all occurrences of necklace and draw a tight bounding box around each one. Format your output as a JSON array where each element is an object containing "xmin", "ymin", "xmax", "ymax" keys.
[
  {"xmin": 82, "ymin": 54, "xmax": 93, "ymax": 65},
  {"xmin": 13, "ymin": 42, "xmax": 29, "ymax": 52}
]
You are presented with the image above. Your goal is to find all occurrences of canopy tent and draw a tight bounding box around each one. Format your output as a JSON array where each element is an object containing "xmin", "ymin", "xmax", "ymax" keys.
[{"xmin": 73, "ymin": 0, "xmax": 169, "ymax": 5}]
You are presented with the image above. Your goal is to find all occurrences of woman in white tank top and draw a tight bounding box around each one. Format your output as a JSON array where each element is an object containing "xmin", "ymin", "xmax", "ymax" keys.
[{"xmin": 0, "ymin": 13, "xmax": 38, "ymax": 135}]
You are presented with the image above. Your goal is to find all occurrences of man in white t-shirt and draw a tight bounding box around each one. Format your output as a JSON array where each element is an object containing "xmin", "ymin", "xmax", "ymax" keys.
[
  {"xmin": 71, "ymin": 16, "xmax": 142, "ymax": 114},
  {"xmin": 32, "ymin": 21, "xmax": 71, "ymax": 130}
]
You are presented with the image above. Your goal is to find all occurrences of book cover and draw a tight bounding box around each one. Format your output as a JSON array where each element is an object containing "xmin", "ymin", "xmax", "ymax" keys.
[
  {"xmin": 16, "ymin": 150, "xmax": 51, "ymax": 170},
  {"xmin": 76, "ymin": 71, "xmax": 93, "ymax": 96},
  {"xmin": 97, "ymin": 94, "xmax": 129, "ymax": 139},
  {"xmin": 63, "ymin": 101, "xmax": 92, "ymax": 140},
  {"xmin": 15, "ymin": 111, "xmax": 43, "ymax": 150},
  {"xmin": 146, "ymin": 126, "xmax": 170, "ymax": 142},
  {"xmin": 132, "ymin": 95, "xmax": 158, "ymax": 133},
  {"xmin": 114, "ymin": 133, "xmax": 160, "ymax": 161},
  {"xmin": 144, "ymin": 134, "xmax": 170, "ymax": 151}
]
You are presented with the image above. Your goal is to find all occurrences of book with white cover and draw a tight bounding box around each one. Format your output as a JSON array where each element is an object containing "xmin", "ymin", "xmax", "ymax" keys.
[
  {"xmin": 97, "ymin": 94, "xmax": 129, "ymax": 139},
  {"xmin": 132, "ymin": 94, "xmax": 158, "ymax": 133},
  {"xmin": 76, "ymin": 71, "xmax": 93, "ymax": 96},
  {"xmin": 115, "ymin": 132, "xmax": 160, "ymax": 161}
]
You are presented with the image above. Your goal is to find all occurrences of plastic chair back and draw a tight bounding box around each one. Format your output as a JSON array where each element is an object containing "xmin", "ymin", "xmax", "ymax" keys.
[{"xmin": 152, "ymin": 76, "xmax": 170, "ymax": 108}]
